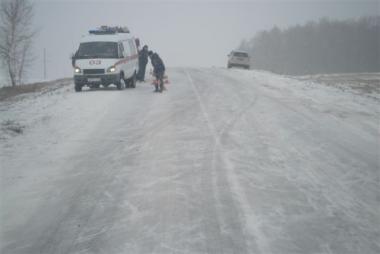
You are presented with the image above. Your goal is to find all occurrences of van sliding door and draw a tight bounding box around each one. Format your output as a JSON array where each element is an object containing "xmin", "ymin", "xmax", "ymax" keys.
[
  {"xmin": 127, "ymin": 39, "xmax": 137, "ymax": 76},
  {"xmin": 121, "ymin": 40, "xmax": 131, "ymax": 77}
]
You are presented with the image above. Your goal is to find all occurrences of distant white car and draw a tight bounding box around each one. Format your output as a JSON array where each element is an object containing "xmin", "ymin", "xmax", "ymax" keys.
[
  {"xmin": 227, "ymin": 50, "xmax": 250, "ymax": 69},
  {"xmin": 72, "ymin": 26, "xmax": 139, "ymax": 92}
]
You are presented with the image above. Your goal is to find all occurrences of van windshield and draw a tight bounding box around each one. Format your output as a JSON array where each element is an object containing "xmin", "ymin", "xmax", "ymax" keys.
[
  {"xmin": 76, "ymin": 42, "xmax": 118, "ymax": 59},
  {"xmin": 233, "ymin": 52, "xmax": 248, "ymax": 57}
]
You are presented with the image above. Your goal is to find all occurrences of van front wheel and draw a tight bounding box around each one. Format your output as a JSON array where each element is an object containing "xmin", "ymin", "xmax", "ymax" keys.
[
  {"xmin": 123, "ymin": 74, "xmax": 130, "ymax": 88},
  {"xmin": 75, "ymin": 83, "xmax": 82, "ymax": 92},
  {"xmin": 116, "ymin": 73, "xmax": 125, "ymax": 90},
  {"xmin": 129, "ymin": 72, "xmax": 136, "ymax": 88}
]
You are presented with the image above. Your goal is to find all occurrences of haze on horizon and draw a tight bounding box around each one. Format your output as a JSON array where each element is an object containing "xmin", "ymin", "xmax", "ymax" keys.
[{"xmin": 15, "ymin": 0, "xmax": 380, "ymax": 81}]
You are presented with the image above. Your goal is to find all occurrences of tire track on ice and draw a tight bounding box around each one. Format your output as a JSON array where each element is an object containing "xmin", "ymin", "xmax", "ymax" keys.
[{"xmin": 185, "ymin": 69, "xmax": 269, "ymax": 254}]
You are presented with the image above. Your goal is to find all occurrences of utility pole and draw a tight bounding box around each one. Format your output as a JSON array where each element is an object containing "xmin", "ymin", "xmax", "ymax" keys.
[{"xmin": 43, "ymin": 48, "xmax": 46, "ymax": 80}]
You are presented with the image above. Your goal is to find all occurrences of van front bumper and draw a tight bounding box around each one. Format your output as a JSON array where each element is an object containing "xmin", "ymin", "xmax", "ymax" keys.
[{"xmin": 74, "ymin": 74, "xmax": 120, "ymax": 85}]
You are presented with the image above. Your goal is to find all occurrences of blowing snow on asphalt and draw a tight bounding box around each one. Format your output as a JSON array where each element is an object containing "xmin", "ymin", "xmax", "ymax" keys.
[{"xmin": 1, "ymin": 68, "xmax": 379, "ymax": 254}]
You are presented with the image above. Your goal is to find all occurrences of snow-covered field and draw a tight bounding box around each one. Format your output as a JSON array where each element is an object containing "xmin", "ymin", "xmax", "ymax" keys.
[
  {"xmin": 292, "ymin": 72, "xmax": 380, "ymax": 101},
  {"xmin": 1, "ymin": 68, "xmax": 379, "ymax": 254}
]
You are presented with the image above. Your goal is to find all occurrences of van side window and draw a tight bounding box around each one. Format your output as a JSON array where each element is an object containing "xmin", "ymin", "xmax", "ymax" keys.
[
  {"xmin": 128, "ymin": 40, "xmax": 137, "ymax": 56},
  {"xmin": 118, "ymin": 43, "xmax": 124, "ymax": 58},
  {"xmin": 122, "ymin": 40, "xmax": 130, "ymax": 57}
]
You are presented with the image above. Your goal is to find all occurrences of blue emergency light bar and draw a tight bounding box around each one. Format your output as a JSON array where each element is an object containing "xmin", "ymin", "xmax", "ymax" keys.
[{"xmin": 89, "ymin": 26, "xmax": 130, "ymax": 35}]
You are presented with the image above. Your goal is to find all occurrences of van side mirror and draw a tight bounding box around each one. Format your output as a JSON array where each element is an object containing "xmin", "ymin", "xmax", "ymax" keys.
[
  {"xmin": 71, "ymin": 53, "xmax": 76, "ymax": 67},
  {"xmin": 71, "ymin": 50, "xmax": 79, "ymax": 59}
]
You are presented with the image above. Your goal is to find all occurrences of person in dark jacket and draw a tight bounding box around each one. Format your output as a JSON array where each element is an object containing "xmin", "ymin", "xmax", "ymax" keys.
[
  {"xmin": 148, "ymin": 51, "xmax": 166, "ymax": 92},
  {"xmin": 137, "ymin": 45, "xmax": 149, "ymax": 81}
]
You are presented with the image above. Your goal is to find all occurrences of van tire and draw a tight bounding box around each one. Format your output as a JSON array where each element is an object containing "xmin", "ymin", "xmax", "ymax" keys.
[
  {"xmin": 116, "ymin": 73, "xmax": 125, "ymax": 90},
  {"xmin": 123, "ymin": 75, "xmax": 130, "ymax": 88},
  {"xmin": 116, "ymin": 81, "xmax": 125, "ymax": 90},
  {"xmin": 116, "ymin": 81, "xmax": 121, "ymax": 90},
  {"xmin": 129, "ymin": 72, "xmax": 136, "ymax": 88},
  {"xmin": 75, "ymin": 84, "xmax": 82, "ymax": 92}
]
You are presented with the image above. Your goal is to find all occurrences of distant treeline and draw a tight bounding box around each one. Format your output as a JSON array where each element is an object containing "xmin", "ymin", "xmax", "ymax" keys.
[{"xmin": 239, "ymin": 16, "xmax": 380, "ymax": 75}]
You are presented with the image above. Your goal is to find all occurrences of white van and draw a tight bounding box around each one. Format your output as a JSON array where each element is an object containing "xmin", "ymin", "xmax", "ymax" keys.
[{"xmin": 72, "ymin": 26, "xmax": 139, "ymax": 92}]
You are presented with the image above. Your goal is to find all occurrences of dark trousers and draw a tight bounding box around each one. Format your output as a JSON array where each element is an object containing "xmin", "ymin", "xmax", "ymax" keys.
[
  {"xmin": 154, "ymin": 71, "xmax": 164, "ymax": 91},
  {"xmin": 137, "ymin": 63, "xmax": 147, "ymax": 81}
]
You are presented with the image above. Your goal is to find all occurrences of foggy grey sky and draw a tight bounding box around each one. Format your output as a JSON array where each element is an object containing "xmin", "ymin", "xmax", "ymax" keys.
[{"xmin": 29, "ymin": 0, "xmax": 378, "ymax": 81}]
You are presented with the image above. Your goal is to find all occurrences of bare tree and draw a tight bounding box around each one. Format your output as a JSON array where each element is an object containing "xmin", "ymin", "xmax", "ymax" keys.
[{"xmin": 0, "ymin": 0, "xmax": 35, "ymax": 86}]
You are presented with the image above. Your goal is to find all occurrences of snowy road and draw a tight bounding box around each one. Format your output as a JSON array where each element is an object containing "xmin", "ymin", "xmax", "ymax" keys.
[{"xmin": 1, "ymin": 68, "xmax": 379, "ymax": 254}]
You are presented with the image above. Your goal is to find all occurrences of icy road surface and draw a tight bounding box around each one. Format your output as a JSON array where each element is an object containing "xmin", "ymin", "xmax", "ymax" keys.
[{"xmin": 1, "ymin": 68, "xmax": 379, "ymax": 254}]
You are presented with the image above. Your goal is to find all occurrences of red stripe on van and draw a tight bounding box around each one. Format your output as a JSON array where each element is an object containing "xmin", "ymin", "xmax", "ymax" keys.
[{"xmin": 115, "ymin": 54, "xmax": 138, "ymax": 66}]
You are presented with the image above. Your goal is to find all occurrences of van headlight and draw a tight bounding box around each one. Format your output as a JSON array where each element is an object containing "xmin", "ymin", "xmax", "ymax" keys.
[
  {"xmin": 74, "ymin": 67, "xmax": 81, "ymax": 73},
  {"xmin": 107, "ymin": 66, "xmax": 116, "ymax": 73}
]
